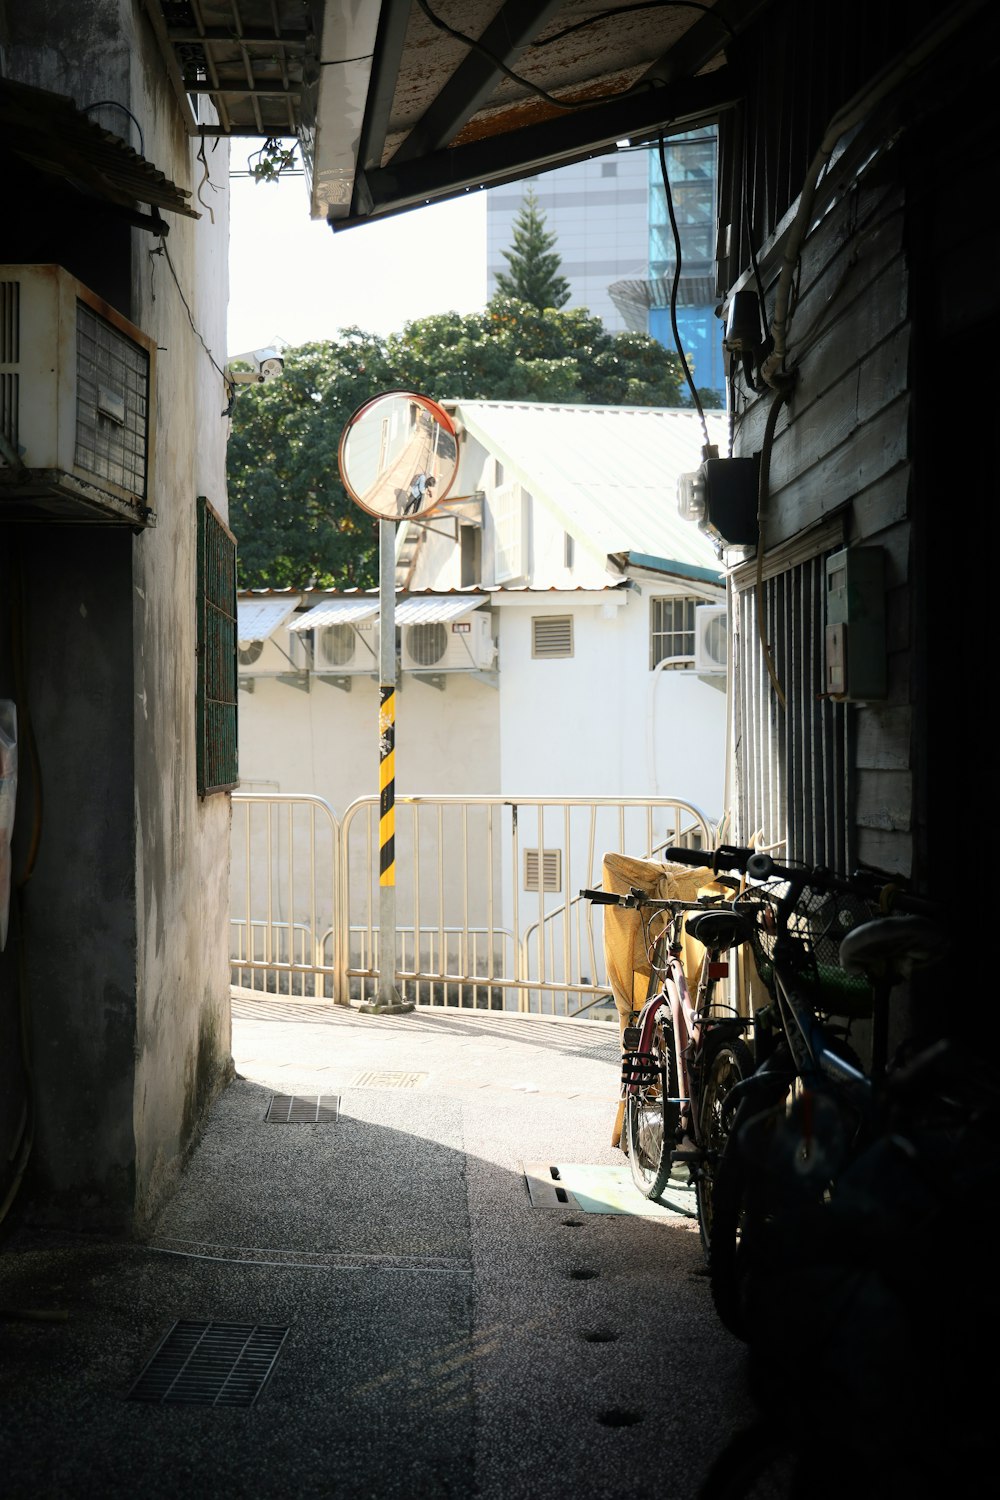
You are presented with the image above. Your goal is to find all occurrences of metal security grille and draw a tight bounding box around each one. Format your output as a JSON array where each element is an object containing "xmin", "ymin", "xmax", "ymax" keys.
[
  {"xmin": 532, "ymin": 616, "xmax": 573, "ymax": 658},
  {"xmin": 734, "ymin": 554, "xmax": 852, "ymax": 869},
  {"xmin": 650, "ymin": 596, "xmax": 698, "ymax": 667},
  {"xmin": 197, "ymin": 497, "xmax": 239, "ymax": 795},
  {"xmin": 0, "ymin": 280, "xmax": 18, "ymax": 454},
  {"xmin": 74, "ymin": 301, "xmax": 150, "ymax": 497},
  {"xmin": 128, "ymin": 1320, "xmax": 287, "ymax": 1408}
]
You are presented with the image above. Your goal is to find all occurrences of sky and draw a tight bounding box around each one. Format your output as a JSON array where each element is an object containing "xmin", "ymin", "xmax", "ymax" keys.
[{"xmin": 226, "ymin": 155, "xmax": 488, "ymax": 360}]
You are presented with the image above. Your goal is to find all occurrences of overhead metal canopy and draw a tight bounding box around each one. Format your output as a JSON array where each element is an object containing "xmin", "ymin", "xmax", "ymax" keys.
[{"xmin": 144, "ymin": 0, "xmax": 766, "ymax": 227}]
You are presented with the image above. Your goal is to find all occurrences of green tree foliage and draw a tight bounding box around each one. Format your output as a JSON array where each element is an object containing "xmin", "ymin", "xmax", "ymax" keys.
[
  {"xmin": 227, "ymin": 333, "xmax": 391, "ymax": 590},
  {"xmin": 494, "ymin": 187, "xmax": 570, "ymax": 311},
  {"xmin": 227, "ymin": 300, "xmax": 686, "ymax": 589}
]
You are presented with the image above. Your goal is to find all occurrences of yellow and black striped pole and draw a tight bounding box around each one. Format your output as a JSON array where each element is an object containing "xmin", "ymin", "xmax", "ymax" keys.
[
  {"xmin": 361, "ymin": 518, "xmax": 413, "ymax": 1015},
  {"xmin": 378, "ymin": 684, "xmax": 395, "ymax": 888}
]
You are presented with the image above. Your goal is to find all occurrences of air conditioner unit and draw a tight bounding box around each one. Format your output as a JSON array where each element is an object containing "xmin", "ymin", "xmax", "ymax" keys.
[
  {"xmin": 695, "ymin": 604, "xmax": 728, "ymax": 674},
  {"xmin": 0, "ymin": 264, "xmax": 156, "ymax": 525},
  {"xmin": 401, "ymin": 612, "xmax": 495, "ymax": 673},
  {"xmin": 314, "ymin": 619, "xmax": 380, "ymax": 674}
]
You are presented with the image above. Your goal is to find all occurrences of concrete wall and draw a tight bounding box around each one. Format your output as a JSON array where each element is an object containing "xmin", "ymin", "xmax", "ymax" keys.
[{"xmin": 0, "ymin": 0, "xmax": 232, "ymax": 1230}]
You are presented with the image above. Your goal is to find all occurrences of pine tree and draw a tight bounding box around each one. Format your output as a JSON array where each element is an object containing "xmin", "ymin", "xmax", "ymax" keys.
[{"xmin": 494, "ymin": 187, "xmax": 570, "ymax": 311}]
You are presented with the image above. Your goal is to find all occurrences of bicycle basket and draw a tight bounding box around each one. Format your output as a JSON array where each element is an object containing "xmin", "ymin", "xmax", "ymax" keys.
[{"xmin": 737, "ymin": 880, "xmax": 877, "ymax": 1019}]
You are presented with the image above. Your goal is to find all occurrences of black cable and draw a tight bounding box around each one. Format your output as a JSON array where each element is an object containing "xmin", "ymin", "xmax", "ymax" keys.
[
  {"xmin": 81, "ymin": 100, "xmax": 145, "ymax": 156},
  {"xmin": 158, "ymin": 241, "xmax": 229, "ymax": 385},
  {"xmin": 534, "ymin": 2, "xmax": 737, "ymax": 47},
  {"xmin": 414, "ymin": 0, "xmax": 661, "ymax": 112},
  {"xmin": 656, "ymin": 133, "xmax": 710, "ymax": 449}
]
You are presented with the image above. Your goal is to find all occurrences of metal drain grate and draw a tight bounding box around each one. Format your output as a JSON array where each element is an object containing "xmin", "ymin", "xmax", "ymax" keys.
[
  {"xmin": 266, "ymin": 1094, "xmax": 340, "ymax": 1123},
  {"xmin": 127, "ymin": 1320, "xmax": 288, "ymax": 1407},
  {"xmin": 351, "ymin": 1070, "xmax": 427, "ymax": 1089}
]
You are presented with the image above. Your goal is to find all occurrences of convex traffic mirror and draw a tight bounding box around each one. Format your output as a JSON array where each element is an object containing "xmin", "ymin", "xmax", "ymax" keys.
[{"xmin": 337, "ymin": 390, "xmax": 459, "ymax": 521}]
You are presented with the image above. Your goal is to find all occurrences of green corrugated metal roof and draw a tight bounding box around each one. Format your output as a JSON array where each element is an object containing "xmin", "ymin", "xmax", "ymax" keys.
[{"xmin": 453, "ymin": 403, "xmax": 726, "ymax": 579}]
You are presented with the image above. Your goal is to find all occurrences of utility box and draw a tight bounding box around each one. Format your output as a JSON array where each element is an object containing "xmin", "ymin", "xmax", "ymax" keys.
[{"xmin": 825, "ymin": 547, "xmax": 886, "ymax": 701}]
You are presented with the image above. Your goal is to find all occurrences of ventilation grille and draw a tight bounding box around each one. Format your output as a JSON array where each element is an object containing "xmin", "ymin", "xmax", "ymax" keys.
[
  {"xmin": 406, "ymin": 621, "xmax": 447, "ymax": 666},
  {"xmin": 239, "ymin": 640, "xmax": 264, "ymax": 667},
  {"xmin": 75, "ymin": 301, "xmax": 150, "ymax": 498},
  {"xmin": 319, "ymin": 622, "xmax": 357, "ymax": 666},
  {"xmin": 524, "ymin": 849, "xmax": 562, "ymax": 892},
  {"xmin": 532, "ymin": 616, "xmax": 573, "ymax": 658}
]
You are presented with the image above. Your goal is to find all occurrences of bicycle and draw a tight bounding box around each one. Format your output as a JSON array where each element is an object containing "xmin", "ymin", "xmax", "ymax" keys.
[
  {"xmin": 664, "ymin": 843, "xmax": 942, "ymax": 1339},
  {"xmin": 695, "ymin": 929, "xmax": 987, "ymax": 1500},
  {"xmin": 582, "ymin": 883, "xmax": 754, "ymax": 1254}
]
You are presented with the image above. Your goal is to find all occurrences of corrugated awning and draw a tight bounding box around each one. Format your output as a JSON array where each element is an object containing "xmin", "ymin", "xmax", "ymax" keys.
[
  {"xmin": 237, "ymin": 596, "xmax": 300, "ymax": 646},
  {"xmin": 288, "ymin": 598, "xmax": 380, "ymax": 632},
  {"xmin": 395, "ymin": 596, "xmax": 487, "ymax": 625},
  {"xmin": 0, "ymin": 77, "xmax": 198, "ymax": 226}
]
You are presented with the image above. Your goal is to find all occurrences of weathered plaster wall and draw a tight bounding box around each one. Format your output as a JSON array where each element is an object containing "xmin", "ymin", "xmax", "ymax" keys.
[
  {"xmin": 128, "ymin": 7, "xmax": 233, "ymax": 1227},
  {"xmin": 1, "ymin": 0, "xmax": 233, "ymax": 1229}
]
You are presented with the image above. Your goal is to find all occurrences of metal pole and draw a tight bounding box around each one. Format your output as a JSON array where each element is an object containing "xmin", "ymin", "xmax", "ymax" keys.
[{"xmin": 360, "ymin": 518, "xmax": 413, "ymax": 1015}]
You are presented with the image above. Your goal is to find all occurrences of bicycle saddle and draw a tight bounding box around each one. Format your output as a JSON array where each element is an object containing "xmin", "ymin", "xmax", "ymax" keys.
[
  {"xmin": 685, "ymin": 908, "xmax": 753, "ymax": 952},
  {"xmin": 838, "ymin": 915, "xmax": 947, "ymax": 978}
]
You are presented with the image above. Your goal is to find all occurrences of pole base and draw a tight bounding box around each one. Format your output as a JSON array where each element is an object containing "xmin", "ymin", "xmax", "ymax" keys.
[{"xmin": 357, "ymin": 1000, "xmax": 415, "ymax": 1016}]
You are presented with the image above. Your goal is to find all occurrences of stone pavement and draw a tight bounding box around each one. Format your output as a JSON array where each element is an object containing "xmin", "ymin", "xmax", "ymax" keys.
[{"xmin": 0, "ymin": 991, "xmax": 751, "ymax": 1498}]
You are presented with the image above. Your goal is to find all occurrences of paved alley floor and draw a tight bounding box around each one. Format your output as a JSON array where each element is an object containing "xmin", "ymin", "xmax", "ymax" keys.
[{"xmin": 0, "ymin": 992, "xmax": 752, "ymax": 1498}]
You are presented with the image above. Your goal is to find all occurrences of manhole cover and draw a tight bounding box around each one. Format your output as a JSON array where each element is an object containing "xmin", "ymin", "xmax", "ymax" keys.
[
  {"xmin": 127, "ymin": 1320, "xmax": 288, "ymax": 1407},
  {"xmin": 266, "ymin": 1094, "xmax": 340, "ymax": 1123}
]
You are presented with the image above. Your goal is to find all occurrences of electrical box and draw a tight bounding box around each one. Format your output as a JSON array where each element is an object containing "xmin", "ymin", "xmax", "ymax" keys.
[
  {"xmin": 824, "ymin": 547, "xmax": 886, "ymax": 701},
  {"xmin": 678, "ymin": 456, "xmax": 759, "ymax": 548}
]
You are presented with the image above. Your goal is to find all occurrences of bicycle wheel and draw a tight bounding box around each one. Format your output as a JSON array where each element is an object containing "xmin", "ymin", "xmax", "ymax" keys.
[
  {"xmin": 624, "ymin": 1012, "xmax": 679, "ymax": 1200},
  {"xmin": 708, "ymin": 1085, "xmax": 789, "ymax": 1340},
  {"xmin": 695, "ymin": 1033, "xmax": 754, "ymax": 1258}
]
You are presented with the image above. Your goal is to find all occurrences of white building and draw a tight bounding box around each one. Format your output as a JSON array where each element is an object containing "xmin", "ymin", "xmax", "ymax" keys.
[
  {"xmin": 236, "ymin": 403, "xmax": 729, "ymax": 1005},
  {"xmin": 238, "ymin": 403, "xmax": 728, "ymax": 815}
]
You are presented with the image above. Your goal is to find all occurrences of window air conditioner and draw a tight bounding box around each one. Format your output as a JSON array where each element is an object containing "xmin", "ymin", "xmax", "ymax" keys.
[
  {"xmin": 694, "ymin": 604, "xmax": 728, "ymax": 674},
  {"xmin": 401, "ymin": 612, "xmax": 496, "ymax": 673},
  {"xmin": 0, "ymin": 263, "xmax": 156, "ymax": 526},
  {"xmin": 314, "ymin": 620, "xmax": 379, "ymax": 674}
]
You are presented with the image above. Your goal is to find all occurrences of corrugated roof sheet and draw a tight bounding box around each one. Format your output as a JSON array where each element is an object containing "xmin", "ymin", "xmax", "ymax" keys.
[
  {"xmin": 0, "ymin": 77, "xmax": 197, "ymax": 220},
  {"xmin": 395, "ymin": 595, "xmax": 487, "ymax": 625},
  {"xmin": 237, "ymin": 596, "xmax": 300, "ymax": 645},
  {"xmin": 453, "ymin": 404, "xmax": 727, "ymax": 576},
  {"xmin": 289, "ymin": 598, "xmax": 380, "ymax": 632}
]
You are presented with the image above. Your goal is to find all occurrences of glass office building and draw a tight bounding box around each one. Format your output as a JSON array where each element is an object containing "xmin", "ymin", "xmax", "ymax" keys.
[{"xmin": 485, "ymin": 129, "xmax": 725, "ymax": 400}]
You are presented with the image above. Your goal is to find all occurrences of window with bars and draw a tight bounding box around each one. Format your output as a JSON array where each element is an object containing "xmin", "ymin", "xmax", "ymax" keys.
[
  {"xmin": 524, "ymin": 849, "xmax": 562, "ymax": 892},
  {"xmin": 532, "ymin": 615, "xmax": 573, "ymax": 658},
  {"xmin": 196, "ymin": 496, "xmax": 238, "ymax": 796},
  {"xmin": 733, "ymin": 550, "xmax": 851, "ymax": 871},
  {"xmin": 650, "ymin": 596, "xmax": 698, "ymax": 667}
]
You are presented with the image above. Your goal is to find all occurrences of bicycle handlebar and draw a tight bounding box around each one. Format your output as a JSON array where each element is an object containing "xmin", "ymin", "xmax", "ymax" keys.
[{"xmin": 664, "ymin": 845, "xmax": 936, "ymax": 914}]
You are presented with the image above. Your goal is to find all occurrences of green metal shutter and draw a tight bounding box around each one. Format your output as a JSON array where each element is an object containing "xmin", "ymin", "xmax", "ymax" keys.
[{"xmin": 196, "ymin": 495, "xmax": 238, "ymax": 795}]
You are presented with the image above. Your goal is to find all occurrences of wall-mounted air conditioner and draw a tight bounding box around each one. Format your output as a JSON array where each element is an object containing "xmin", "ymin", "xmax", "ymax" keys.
[
  {"xmin": 0, "ymin": 264, "xmax": 156, "ymax": 525},
  {"xmin": 314, "ymin": 620, "xmax": 380, "ymax": 675},
  {"xmin": 694, "ymin": 604, "xmax": 728, "ymax": 674},
  {"xmin": 401, "ymin": 612, "xmax": 495, "ymax": 673}
]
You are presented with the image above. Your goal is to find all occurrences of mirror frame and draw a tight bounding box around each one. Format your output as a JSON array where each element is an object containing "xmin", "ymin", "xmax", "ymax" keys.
[{"xmin": 337, "ymin": 389, "xmax": 460, "ymax": 520}]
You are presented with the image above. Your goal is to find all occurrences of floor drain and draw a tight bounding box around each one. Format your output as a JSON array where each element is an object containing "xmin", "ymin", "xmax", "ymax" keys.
[
  {"xmin": 568, "ymin": 1267, "xmax": 598, "ymax": 1281},
  {"xmin": 351, "ymin": 1071, "xmax": 427, "ymax": 1089},
  {"xmin": 127, "ymin": 1320, "xmax": 288, "ymax": 1407},
  {"xmin": 581, "ymin": 1328, "xmax": 618, "ymax": 1344},
  {"xmin": 597, "ymin": 1408, "xmax": 644, "ymax": 1427},
  {"xmin": 266, "ymin": 1094, "xmax": 340, "ymax": 1123}
]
